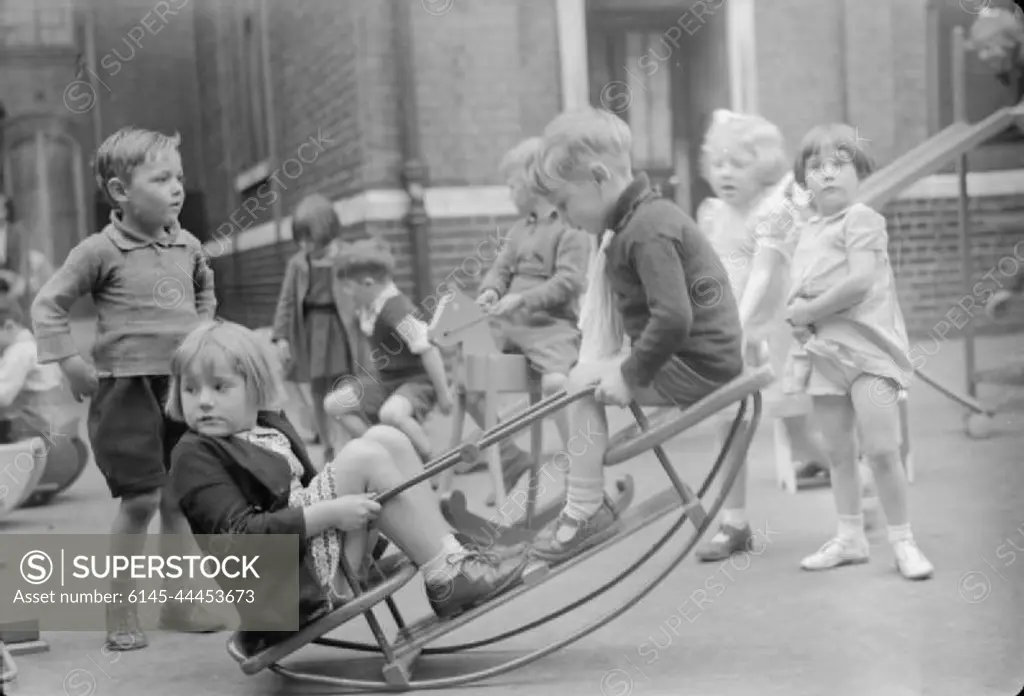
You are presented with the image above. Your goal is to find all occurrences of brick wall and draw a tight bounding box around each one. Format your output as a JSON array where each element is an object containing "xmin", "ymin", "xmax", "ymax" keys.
[
  {"xmin": 883, "ymin": 195, "xmax": 1024, "ymax": 338},
  {"xmin": 207, "ymin": 0, "xmax": 561, "ymax": 324},
  {"xmin": 754, "ymin": 0, "xmax": 932, "ymax": 169},
  {"xmin": 195, "ymin": 0, "xmax": 1024, "ymax": 344}
]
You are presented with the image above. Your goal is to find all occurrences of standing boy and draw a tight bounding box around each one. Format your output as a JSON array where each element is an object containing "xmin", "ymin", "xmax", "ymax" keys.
[
  {"xmin": 32, "ymin": 127, "xmax": 224, "ymax": 649},
  {"xmin": 525, "ymin": 108, "xmax": 744, "ymax": 563}
]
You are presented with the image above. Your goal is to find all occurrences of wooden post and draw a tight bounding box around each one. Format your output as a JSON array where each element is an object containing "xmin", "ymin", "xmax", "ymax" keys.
[
  {"xmin": 953, "ymin": 26, "xmax": 976, "ymax": 397},
  {"xmin": 555, "ymin": 0, "xmax": 589, "ymax": 110},
  {"xmin": 393, "ymin": 0, "xmax": 431, "ymax": 305}
]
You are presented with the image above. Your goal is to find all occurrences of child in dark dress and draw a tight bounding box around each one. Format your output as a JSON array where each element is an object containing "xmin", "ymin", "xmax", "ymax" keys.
[{"xmin": 272, "ymin": 195, "xmax": 366, "ymax": 461}]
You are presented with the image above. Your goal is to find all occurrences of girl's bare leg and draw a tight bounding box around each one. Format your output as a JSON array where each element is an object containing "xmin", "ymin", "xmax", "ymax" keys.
[
  {"xmin": 694, "ymin": 419, "xmax": 754, "ymax": 561},
  {"xmin": 800, "ymin": 393, "xmax": 869, "ymax": 571},
  {"xmin": 850, "ymin": 377, "xmax": 932, "ymax": 579},
  {"xmin": 850, "ymin": 378, "xmax": 906, "ymax": 524},
  {"xmin": 311, "ymin": 379, "xmax": 346, "ymax": 457},
  {"xmin": 325, "ymin": 436, "xmax": 449, "ymax": 564},
  {"xmin": 325, "ymin": 431, "xmax": 531, "ymax": 610}
]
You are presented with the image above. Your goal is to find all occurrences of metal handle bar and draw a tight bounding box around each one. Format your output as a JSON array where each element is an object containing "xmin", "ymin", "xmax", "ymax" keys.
[{"xmin": 372, "ymin": 384, "xmax": 596, "ymax": 506}]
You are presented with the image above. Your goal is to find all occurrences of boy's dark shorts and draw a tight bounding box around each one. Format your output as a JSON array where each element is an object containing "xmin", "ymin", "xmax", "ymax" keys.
[
  {"xmin": 345, "ymin": 374, "xmax": 436, "ymax": 425},
  {"xmin": 637, "ymin": 355, "xmax": 728, "ymax": 408},
  {"xmin": 573, "ymin": 354, "xmax": 729, "ymax": 410},
  {"xmin": 87, "ymin": 375, "xmax": 188, "ymax": 499}
]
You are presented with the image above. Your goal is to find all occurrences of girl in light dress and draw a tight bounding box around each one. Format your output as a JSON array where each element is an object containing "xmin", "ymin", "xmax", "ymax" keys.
[
  {"xmin": 783, "ymin": 123, "xmax": 932, "ymax": 579},
  {"xmin": 692, "ymin": 109, "xmax": 833, "ymax": 562}
]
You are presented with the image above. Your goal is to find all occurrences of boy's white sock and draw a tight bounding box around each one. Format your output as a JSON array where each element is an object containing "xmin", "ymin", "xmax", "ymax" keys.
[
  {"xmin": 565, "ymin": 475, "xmax": 605, "ymax": 521},
  {"xmin": 421, "ymin": 534, "xmax": 465, "ymax": 586},
  {"xmin": 837, "ymin": 514, "xmax": 866, "ymax": 542},
  {"xmin": 887, "ymin": 523, "xmax": 913, "ymax": 545},
  {"xmin": 721, "ymin": 508, "xmax": 747, "ymax": 528}
]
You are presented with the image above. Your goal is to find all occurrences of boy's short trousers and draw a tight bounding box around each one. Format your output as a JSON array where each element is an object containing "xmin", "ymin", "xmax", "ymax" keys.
[
  {"xmin": 88, "ymin": 375, "xmax": 188, "ymax": 499},
  {"xmin": 571, "ymin": 353, "xmax": 727, "ymax": 410},
  {"xmin": 345, "ymin": 374, "xmax": 436, "ymax": 424},
  {"xmin": 490, "ymin": 317, "xmax": 580, "ymax": 376}
]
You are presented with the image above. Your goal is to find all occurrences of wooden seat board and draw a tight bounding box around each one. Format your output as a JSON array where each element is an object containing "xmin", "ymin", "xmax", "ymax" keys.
[{"xmin": 604, "ymin": 367, "xmax": 772, "ymax": 466}]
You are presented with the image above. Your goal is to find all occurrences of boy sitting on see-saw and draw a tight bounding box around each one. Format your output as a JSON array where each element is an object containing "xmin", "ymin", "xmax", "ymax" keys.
[
  {"xmin": 324, "ymin": 239, "xmax": 453, "ymax": 459},
  {"xmin": 524, "ymin": 107, "xmax": 744, "ymax": 564},
  {"xmin": 471, "ymin": 136, "xmax": 590, "ymax": 493}
]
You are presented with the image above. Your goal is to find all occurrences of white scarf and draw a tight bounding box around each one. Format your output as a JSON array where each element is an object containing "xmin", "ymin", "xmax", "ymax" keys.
[{"xmin": 577, "ymin": 230, "xmax": 628, "ymax": 365}]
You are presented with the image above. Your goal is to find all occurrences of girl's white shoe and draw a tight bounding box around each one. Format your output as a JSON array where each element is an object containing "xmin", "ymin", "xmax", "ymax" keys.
[
  {"xmin": 800, "ymin": 536, "xmax": 870, "ymax": 571},
  {"xmin": 892, "ymin": 539, "xmax": 934, "ymax": 580}
]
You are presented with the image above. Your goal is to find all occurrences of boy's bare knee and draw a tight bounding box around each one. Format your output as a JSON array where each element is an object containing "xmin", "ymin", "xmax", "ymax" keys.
[
  {"xmin": 541, "ymin": 372, "xmax": 567, "ymax": 394},
  {"xmin": 121, "ymin": 491, "xmax": 160, "ymax": 524},
  {"xmin": 324, "ymin": 386, "xmax": 361, "ymax": 418},
  {"xmin": 377, "ymin": 397, "xmax": 411, "ymax": 425}
]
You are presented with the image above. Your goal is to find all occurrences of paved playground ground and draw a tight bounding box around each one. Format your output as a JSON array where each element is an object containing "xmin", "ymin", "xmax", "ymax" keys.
[{"xmin": 2, "ymin": 330, "xmax": 1023, "ymax": 696}]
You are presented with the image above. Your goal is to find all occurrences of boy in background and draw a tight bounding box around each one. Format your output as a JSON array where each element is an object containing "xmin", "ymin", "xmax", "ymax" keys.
[{"xmin": 325, "ymin": 239, "xmax": 452, "ymax": 458}]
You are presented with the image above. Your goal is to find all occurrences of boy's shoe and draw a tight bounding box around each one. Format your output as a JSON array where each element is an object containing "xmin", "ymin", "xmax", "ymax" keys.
[
  {"xmin": 893, "ymin": 539, "xmax": 934, "ymax": 580},
  {"xmin": 529, "ymin": 499, "xmax": 621, "ymax": 565},
  {"xmin": 158, "ymin": 602, "xmax": 228, "ymax": 633},
  {"xmin": 800, "ymin": 536, "xmax": 870, "ymax": 571},
  {"xmin": 695, "ymin": 524, "xmax": 753, "ymax": 562},
  {"xmin": 426, "ymin": 548, "xmax": 531, "ymax": 619},
  {"xmin": 105, "ymin": 604, "xmax": 147, "ymax": 651}
]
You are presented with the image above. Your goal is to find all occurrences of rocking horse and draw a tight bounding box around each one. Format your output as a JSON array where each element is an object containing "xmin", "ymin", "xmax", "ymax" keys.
[{"xmin": 425, "ymin": 283, "xmax": 634, "ymax": 540}]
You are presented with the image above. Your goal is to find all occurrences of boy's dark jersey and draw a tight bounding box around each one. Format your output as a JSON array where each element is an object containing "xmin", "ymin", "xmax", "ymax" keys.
[
  {"xmin": 369, "ymin": 293, "xmax": 428, "ymax": 384},
  {"xmin": 603, "ymin": 174, "xmax": 743, "ymax": 388}
]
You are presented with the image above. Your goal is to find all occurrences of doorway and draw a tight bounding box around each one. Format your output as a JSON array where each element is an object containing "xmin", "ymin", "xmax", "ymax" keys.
[
  {"xmin": 2, "ymin": 116, "xmax": 87, "ymax": 268},
  {"xmin": 586, "ymin": 4, "xmax": 732, "ymax": 216}
]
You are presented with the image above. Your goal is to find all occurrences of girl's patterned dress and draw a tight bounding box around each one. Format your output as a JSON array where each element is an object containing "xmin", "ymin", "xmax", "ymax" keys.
[{"xmin": 235, "ymin": 426, "xmax": 346, "ymax": 603}]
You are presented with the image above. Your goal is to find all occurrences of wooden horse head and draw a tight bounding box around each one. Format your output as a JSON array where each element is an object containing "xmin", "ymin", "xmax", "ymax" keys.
[{"xmin": 427, "ymin": 283, "xmax": 499, "ymax": 355}]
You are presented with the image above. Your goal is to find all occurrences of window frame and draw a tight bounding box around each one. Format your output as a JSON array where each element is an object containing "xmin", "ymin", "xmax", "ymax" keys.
[{"xmin": 0, "ymin": 0, "xmax": 75, "ymax": 50}]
